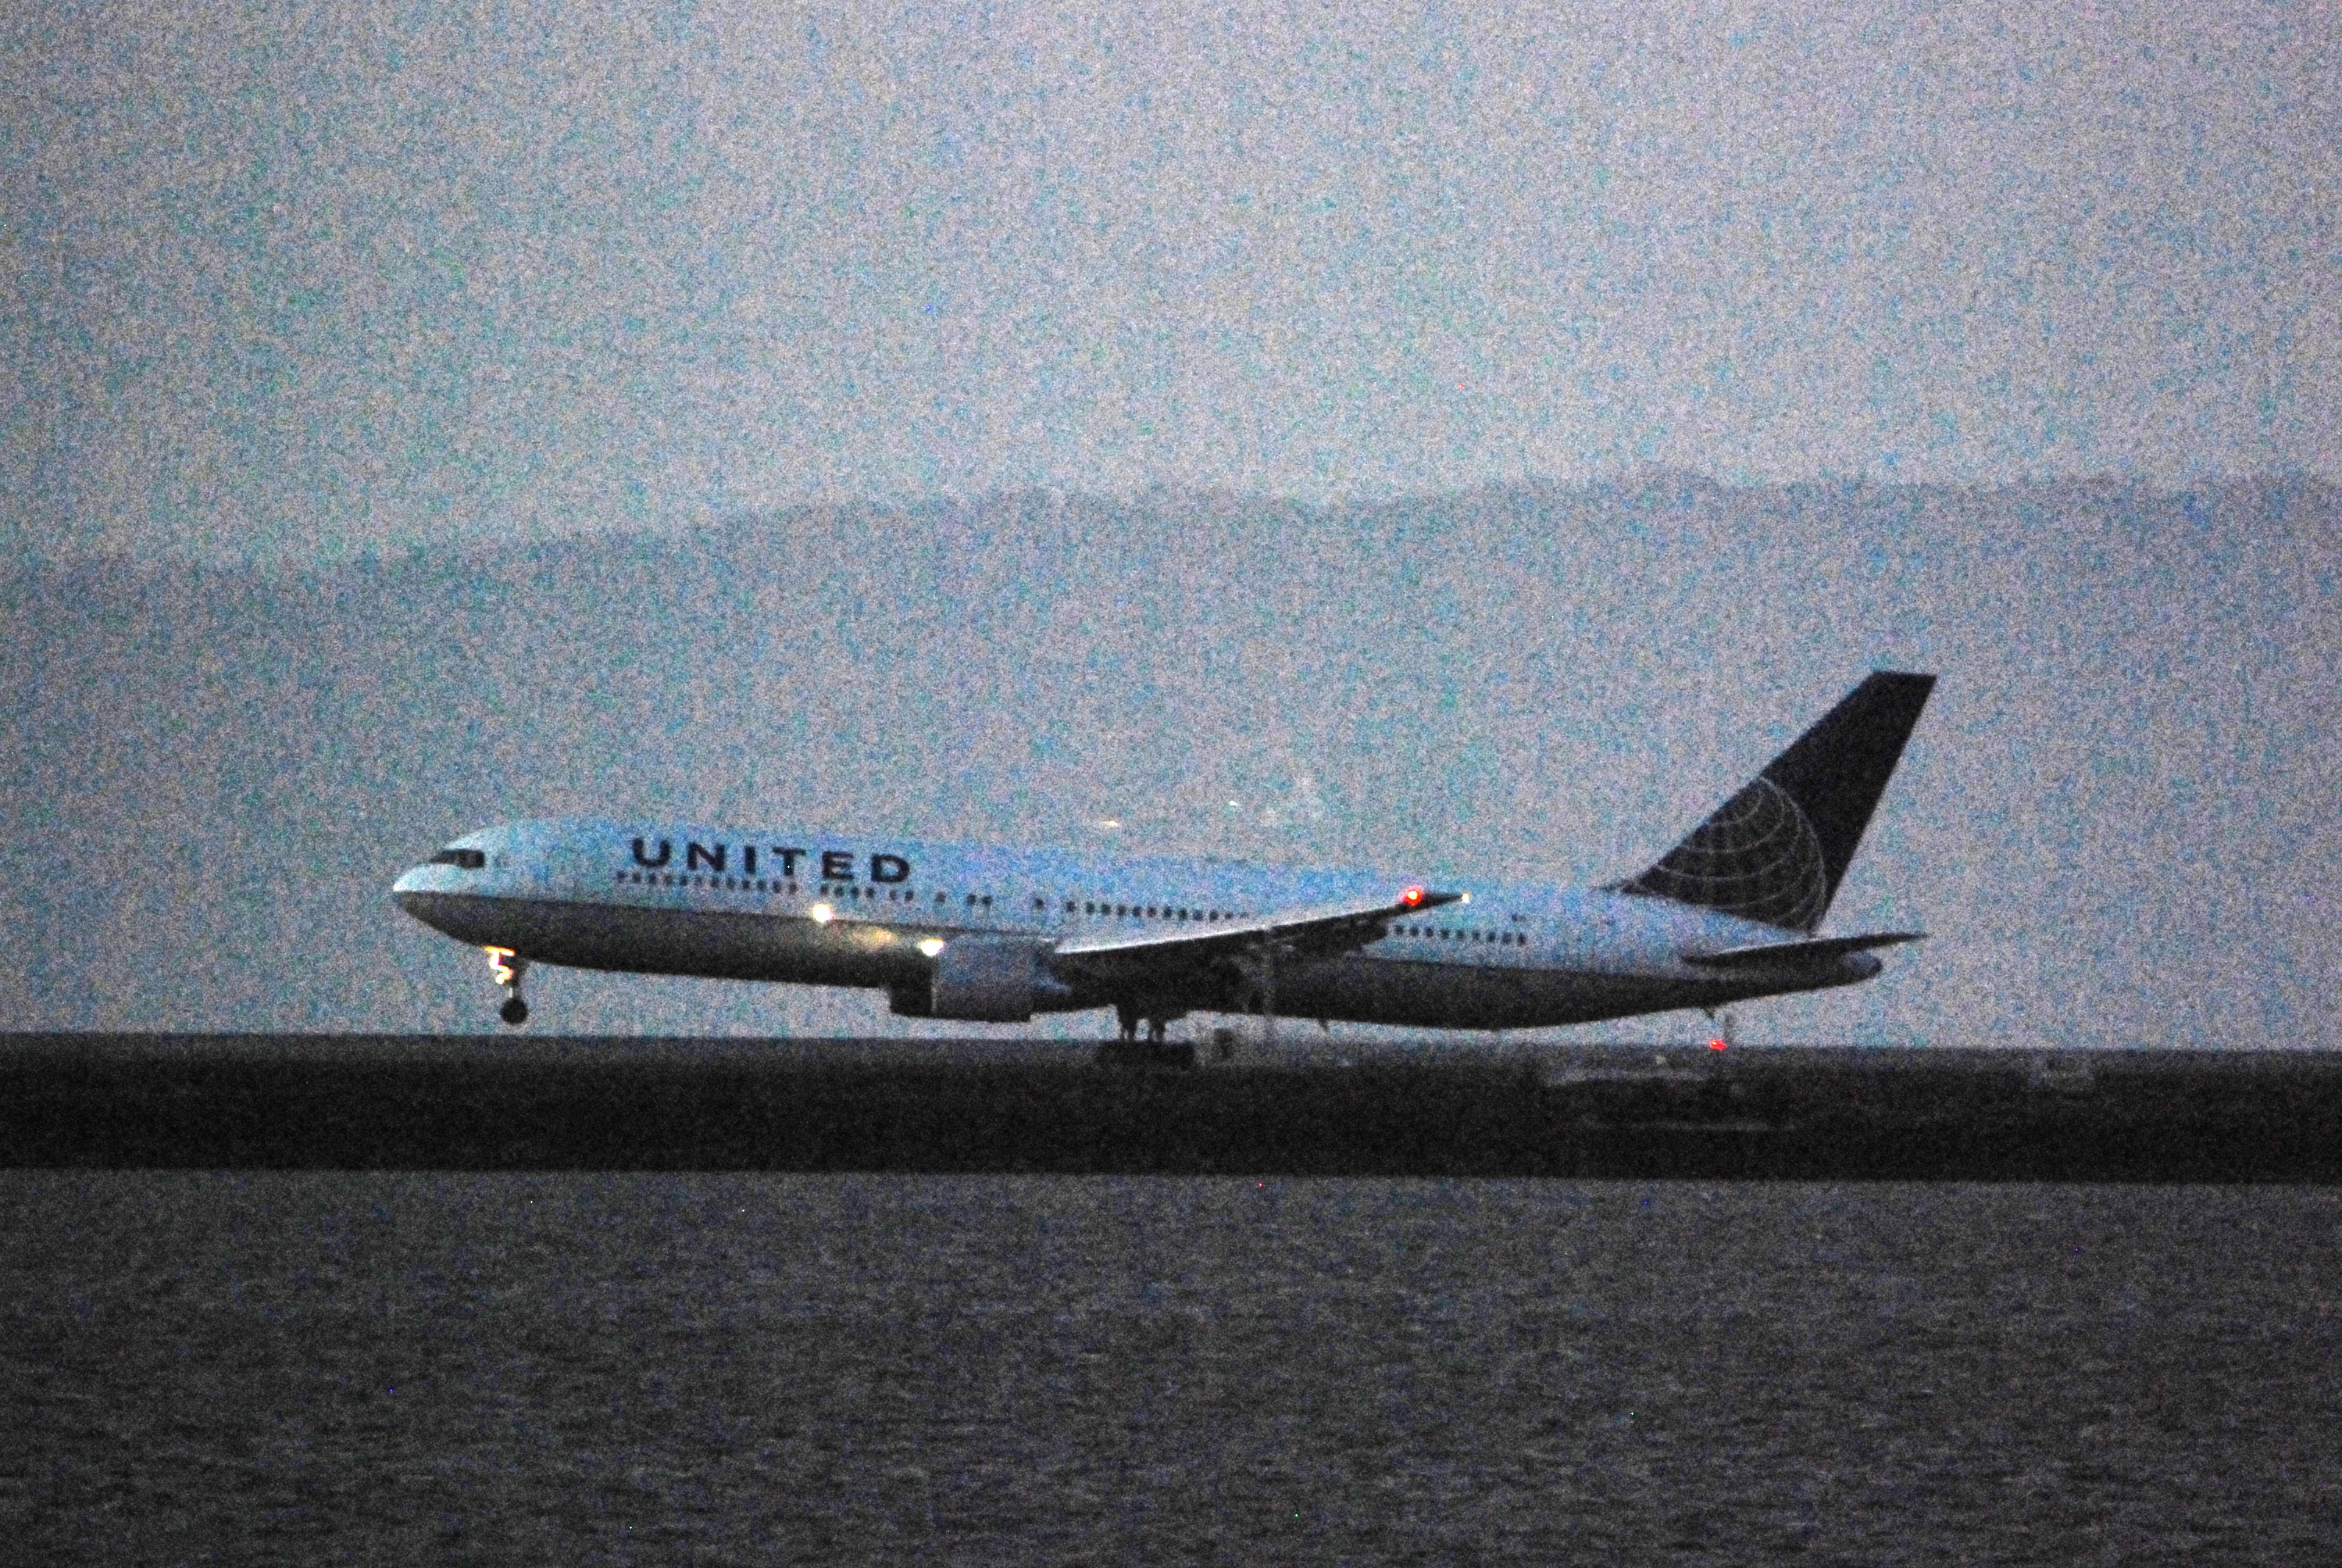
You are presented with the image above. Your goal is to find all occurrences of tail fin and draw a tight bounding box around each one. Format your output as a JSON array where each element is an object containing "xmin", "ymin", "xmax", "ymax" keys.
[{"xmin": 1614, "ymin": 671, "xmax": 1934, "ymax": 932}]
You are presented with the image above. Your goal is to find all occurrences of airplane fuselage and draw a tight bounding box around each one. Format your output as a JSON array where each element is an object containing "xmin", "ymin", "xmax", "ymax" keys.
[{"xmin": 392, "ymin": 817, "xmax": 1883, "ymax": 1031}]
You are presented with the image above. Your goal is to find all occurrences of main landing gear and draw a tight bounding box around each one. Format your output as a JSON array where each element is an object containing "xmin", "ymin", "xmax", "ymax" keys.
[
  {"xmin": 487, "ymin": 947, "xmax": 530, "ymax": 1027},
  {"xmin": 1097, "ymin": 1002, "xmax": 1196, "ymax": 1069}
]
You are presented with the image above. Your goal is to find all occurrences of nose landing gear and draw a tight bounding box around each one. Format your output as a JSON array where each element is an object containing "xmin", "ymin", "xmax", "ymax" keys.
[{"xmin": 487, "ymin": 947, "xmax": 530, "ymax": 1027}]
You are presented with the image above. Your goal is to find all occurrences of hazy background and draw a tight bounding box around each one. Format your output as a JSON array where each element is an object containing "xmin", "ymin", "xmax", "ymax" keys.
[
  {"xmin": 3, "ymin": 2, "xmax": 2334, "ymax": 1042},
  {"xmin": 5, "ymin": 477, "xmax": 2334, "ymax": 1045},
  {"xmin": 9, "ymin": 1, "xmax": 2334, "ymax": 561}
]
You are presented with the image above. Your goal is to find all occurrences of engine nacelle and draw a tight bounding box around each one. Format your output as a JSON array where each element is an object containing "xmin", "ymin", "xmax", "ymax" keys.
[{"xmin": 889, "ymin": 938, "xmax": 1060, "ymax": 1023}]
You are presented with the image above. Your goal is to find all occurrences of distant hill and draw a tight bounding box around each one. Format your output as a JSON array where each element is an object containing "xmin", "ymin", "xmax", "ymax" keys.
[{"xmin": 5, "ymin": 477, "xmax": 2333, "ymax": 1045}]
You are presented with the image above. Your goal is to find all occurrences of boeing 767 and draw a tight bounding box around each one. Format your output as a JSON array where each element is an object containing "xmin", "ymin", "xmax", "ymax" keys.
[{"xmin": 393, "ymin": 671, "xmax": 1933, "ymax": 1056}]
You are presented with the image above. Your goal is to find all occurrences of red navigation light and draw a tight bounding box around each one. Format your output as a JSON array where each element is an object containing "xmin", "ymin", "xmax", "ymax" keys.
[
  {"xmin": 1708, "ymin": 1037, "xmax": 1728, "ymax": 1052},
  {"xmin": 1403, "ymin": 886, "xmax": 1423, "ymax": 906}
]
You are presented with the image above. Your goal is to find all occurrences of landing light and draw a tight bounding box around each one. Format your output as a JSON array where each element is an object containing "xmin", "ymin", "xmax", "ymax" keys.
[
  {"xmin": 918, "ymin": 938, "xmax": 946, "ymax": 958},
  {"xmin": 810, "ymin": 903, "xmax": 835, "ymax": 924}
]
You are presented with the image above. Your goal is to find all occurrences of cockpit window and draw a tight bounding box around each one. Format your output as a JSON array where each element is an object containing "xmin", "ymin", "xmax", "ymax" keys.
[{"xmin": 430, "ymin": 848, "xmax": 487, "ymax": 870}]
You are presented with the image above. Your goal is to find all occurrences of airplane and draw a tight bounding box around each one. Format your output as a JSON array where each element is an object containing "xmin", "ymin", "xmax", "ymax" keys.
[{"xmin": 392, "ymin": 671, "xmax": 1933, "ymax": 1063}]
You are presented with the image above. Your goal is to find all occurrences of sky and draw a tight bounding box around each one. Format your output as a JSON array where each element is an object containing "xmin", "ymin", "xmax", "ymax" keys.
[
  {"xmin": 2, "ymin": 4, "xmax": 2335, "ymax": 1046},
  {"xmin": 6, "ymin": 1, "xmax": 2336, "ymax": 563}
]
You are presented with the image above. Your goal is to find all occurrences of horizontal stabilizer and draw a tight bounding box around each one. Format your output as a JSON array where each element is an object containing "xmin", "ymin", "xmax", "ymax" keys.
[{"xmin": 1680, "ymin": 930, "xmax": 1926, "ymax": 970}]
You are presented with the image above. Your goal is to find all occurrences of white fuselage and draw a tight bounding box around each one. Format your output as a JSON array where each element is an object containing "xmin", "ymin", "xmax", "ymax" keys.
[{"xmin": 391, "ymin": 817, "xmax": 1885, "ymax": 1030}]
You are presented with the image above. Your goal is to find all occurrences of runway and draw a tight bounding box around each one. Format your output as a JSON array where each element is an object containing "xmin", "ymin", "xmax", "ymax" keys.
[{"xmin": 5, "ymin": 1034, "xmax": 2340, "ymax": 1180}]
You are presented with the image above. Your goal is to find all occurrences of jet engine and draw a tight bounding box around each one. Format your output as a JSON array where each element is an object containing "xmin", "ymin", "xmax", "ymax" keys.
[{"xmin": 888, "ymin": 938, "xmax": 1070, "ymax": 1023}]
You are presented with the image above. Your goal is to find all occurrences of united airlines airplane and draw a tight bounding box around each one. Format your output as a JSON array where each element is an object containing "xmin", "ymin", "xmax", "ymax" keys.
[{"xmin": 393, "ymin": 672, "xmax": 1933, "ymax": 1060}]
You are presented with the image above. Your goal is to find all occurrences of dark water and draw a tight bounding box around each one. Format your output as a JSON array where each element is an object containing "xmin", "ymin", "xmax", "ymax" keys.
[{"xmin": 6, "ymin": 1176, "xmax": 2337, "ymax": 1564}]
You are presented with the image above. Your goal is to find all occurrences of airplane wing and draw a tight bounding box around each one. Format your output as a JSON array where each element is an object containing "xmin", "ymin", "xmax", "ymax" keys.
[
  {"xmin": 1680, "ymin": 930, "xmax": 1926, "ymax": 970},
  {"xmin": 1048, "ymin": 884, "xmax": 1464, "ymax": 987}
]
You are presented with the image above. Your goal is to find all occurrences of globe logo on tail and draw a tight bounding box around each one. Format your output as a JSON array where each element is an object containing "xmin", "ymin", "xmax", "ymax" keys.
[{"xmin": 1617, "ymin": 776, "xmax": 1830, "ymax": 931}]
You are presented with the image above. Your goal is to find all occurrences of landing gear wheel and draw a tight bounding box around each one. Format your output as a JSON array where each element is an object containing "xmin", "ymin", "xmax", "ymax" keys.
[
  {"xmin": 1100, "ymin": 1002, "xmax": 1192, "ymax": 1066},
  {"xmin": 485, "ymin": 947, "xmax": 530, "ymax": 1027}
]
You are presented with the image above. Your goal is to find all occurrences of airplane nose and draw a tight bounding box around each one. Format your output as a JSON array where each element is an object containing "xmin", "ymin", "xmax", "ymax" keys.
[{"xmin": 391, "ymin": 864, "xmax": 427, "ymax": 898}]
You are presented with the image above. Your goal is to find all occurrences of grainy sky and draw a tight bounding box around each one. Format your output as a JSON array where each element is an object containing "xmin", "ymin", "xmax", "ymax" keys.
[
  {"xmin": 7, "ymin": 1, "xmax": 2335, "ymax": 561},
  {"xmin": 4, "ymin": 5, "xmax": 2336, "ymax": 1045}
]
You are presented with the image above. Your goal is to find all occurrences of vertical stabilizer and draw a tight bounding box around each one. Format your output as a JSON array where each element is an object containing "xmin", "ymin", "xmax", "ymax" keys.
[{"xmin": 1615, "ymin": 671, "xmax": 1934, "ymax": 931}]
